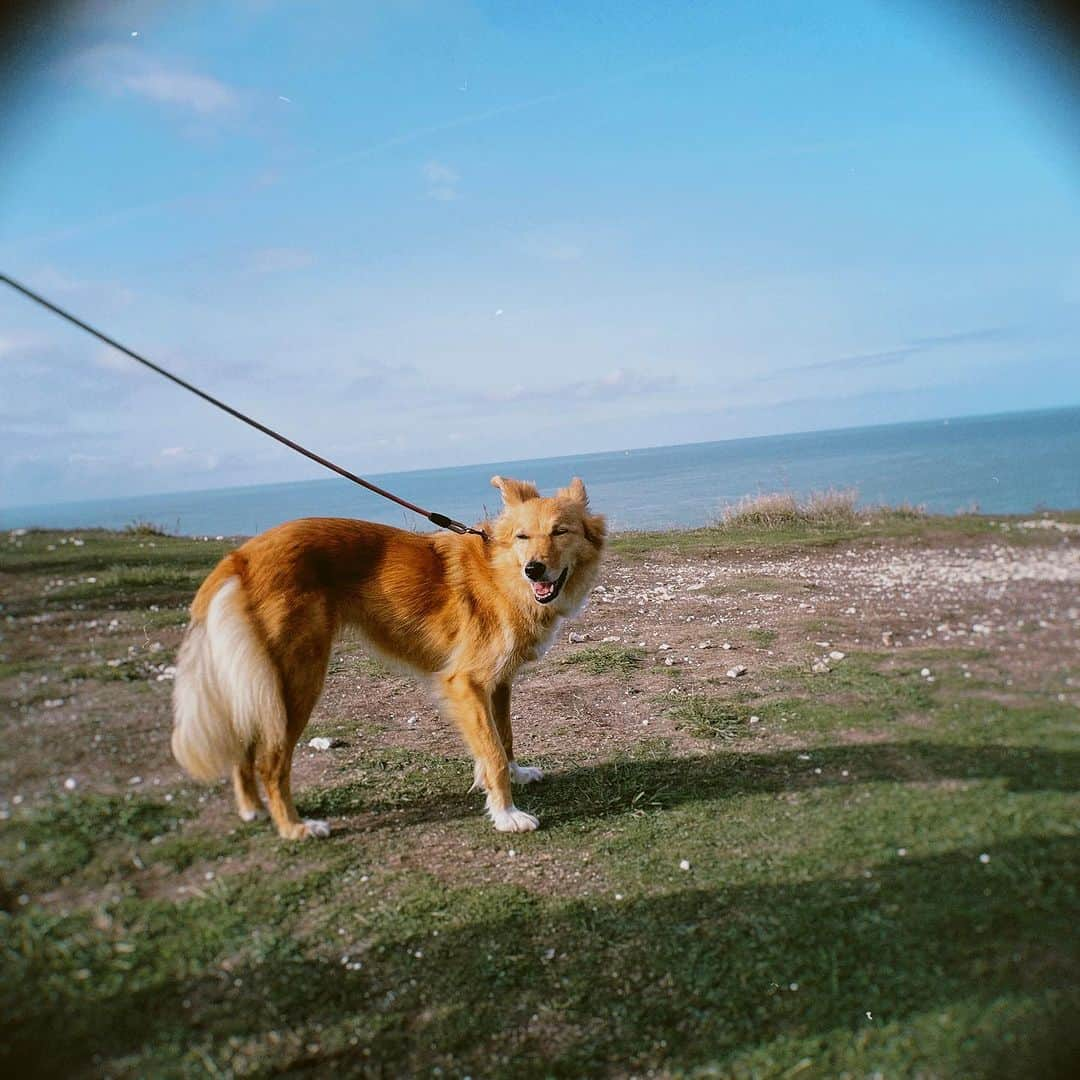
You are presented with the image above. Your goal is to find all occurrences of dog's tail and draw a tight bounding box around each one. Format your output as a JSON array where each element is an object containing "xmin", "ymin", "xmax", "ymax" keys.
[{"xmin": 171, "ymin": 575, "xmax": 285, "ymax": 780}]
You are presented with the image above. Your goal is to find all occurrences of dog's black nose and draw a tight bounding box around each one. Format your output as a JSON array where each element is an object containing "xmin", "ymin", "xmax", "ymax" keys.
[{"xmin": 524, "ymin": 560, "xmax": 547, "ymax": 581}]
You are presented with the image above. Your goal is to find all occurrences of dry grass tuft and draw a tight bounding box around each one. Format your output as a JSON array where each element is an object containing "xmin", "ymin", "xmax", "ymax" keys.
[{"xmin": 718, "ymin": 488, "xmax": 860, "ymax": 530}]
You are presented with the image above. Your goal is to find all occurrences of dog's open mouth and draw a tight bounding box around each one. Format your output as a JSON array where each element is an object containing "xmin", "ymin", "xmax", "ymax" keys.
[{"xmin": 530, "ymin": 566, "xmax": 569, "ymax": 604}]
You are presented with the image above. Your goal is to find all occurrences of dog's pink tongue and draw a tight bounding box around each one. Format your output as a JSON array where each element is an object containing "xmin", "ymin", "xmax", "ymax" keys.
[{"xmin": 533, "ymin": 580, "xmax": 554, "ymax": 599}]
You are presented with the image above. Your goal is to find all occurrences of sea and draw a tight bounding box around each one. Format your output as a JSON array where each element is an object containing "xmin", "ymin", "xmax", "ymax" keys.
[{"xmin": 3, "ymin": 406, "xmax": 1078, "ymax": 537}]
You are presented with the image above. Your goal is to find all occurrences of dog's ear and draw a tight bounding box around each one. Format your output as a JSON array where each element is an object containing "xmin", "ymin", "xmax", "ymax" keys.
[
  {"xmin": 491, "ymin": 475, "xmax": 540, "ymax": 505},
  {"xmin": 557, "ymin": 476, "xmax": 589, "ymax": 506}
]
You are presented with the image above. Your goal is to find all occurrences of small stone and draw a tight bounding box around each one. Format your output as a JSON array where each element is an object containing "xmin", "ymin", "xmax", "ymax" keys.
[
  {"xmin": 979, "ymin": 853, "xmax": 990, "ymax": 864},
  {"xmin": 308, "ymin": 737, "xmax": 333, "ymax": 750},
  {"xmin": 679, "ymin": 859, "xmax": 691, "ymax": 871},
  {"xmin": 726, "ymin": 665, "xmax": 747, "ymax": 678},
  {"xmin": 568, "ymin": 631, "xmax": 591, "ymax": 643},
  {"xmin": 811, "ymin": 660, "xmax": 831, "ymax": 674},
  {"xmin": 897, "ymin": 848, "xmax": 907, "ymax": 857},
  {"xmin": 829, "ymin": 650, "xmax": 846, "ymax": 661},
  {"xmin": 749, "ymin": 715, "xmax": 760, "ymax": 724},
  {"xmin": 721, "ymin": 642, "xmax": 733, "ymax": 650},
  {"xmin": 64, "ymin": 777, "xmax": 77, "ymax": 790},
  {"xmin": 920, "ymin": 668, "xmax": 931, "ymax": 677}
]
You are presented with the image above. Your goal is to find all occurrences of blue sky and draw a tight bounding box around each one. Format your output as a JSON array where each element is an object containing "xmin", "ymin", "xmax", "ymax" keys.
[{"xmin": 2, "ymin": 0, "xmax": 1078, "ymax": 507}]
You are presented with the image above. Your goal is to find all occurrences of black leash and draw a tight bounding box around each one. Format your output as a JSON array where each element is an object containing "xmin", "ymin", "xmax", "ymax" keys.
[{"xmin": 0, "ymin": 272, "xmax": 487, "ymax": 538}]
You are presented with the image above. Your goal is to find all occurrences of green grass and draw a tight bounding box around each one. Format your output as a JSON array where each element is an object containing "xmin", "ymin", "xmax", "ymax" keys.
[
  {"xmin": 0, "ymin": 793, "xmax": 193, "ymax": 894},
  {"xmin": 747, "ymin": 627, "xmax": 778, "ymax": 648},
  {"xmin": 2, "ymin": 734, "xmax": 1077, "ymax": 1077},
  {"xmin": 348, "ymin": 655, "xmax": 395, "ymax": 679},
  {"xmin": 559, "ymin": 643, "xmax": 646, "ymax": 675},
  {"xmin": 666, "ymin": 695, "xmax": 742, "ymax": 739}
]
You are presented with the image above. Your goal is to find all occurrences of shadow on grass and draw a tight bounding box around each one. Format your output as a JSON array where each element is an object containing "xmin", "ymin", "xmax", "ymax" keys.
[
  {"xmin": 297, "ymin": 741, "xmax": 1080, "ymax": 829},
  {"xmin": 3, "ymin": 834, "xmax": 1077, "ymax": 1077}
]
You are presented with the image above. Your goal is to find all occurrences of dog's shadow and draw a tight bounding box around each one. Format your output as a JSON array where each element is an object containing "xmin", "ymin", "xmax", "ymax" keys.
[{"xmin": 299, "ymin": 740, "xmax": 1079, "ymax": 833}]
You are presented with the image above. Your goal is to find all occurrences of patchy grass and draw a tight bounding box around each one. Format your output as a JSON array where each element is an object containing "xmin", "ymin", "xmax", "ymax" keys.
[
  {"xmin": 0, "ymin": 793, "xmax": 192, "ymax": 895},
  {"xmin": 559, "ymin": 643, "xmax": 646, "ymax": 675},
  {"xmin": 747, "ymin": 627, "xmax": 778, "ymax": 648},
  {"xmin": 352, "ymin": 655, "xmax": 395, "ymax": 679},
  {"xmin": 666, "ymin": 695, "xmax": 741, "ymax": 739},
  {"xmin": 2, "ymin": 524, "xmax": 1078, "ymax": 1077},
  {"xmin": 608, "ymin": 506, "xmax": 1076, "ymax": 557},
  {"xmin": 2, "ymin": 735, "xmax": 1077, "ymax": 1077}
]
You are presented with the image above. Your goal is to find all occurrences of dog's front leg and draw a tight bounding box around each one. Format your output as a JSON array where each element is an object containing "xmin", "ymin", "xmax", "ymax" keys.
[
  {"xmin": 492, "ymin": 680, "xmax": 544, "ymax": 786},
  {"xmin": 441, "ymin": 671, "xmax": 539, "ymax": 832}
]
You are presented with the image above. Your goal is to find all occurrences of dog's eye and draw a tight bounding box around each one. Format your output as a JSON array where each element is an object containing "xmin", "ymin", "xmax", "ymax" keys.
[
  {"xmin": 515, "ymin": 533, "xmax": 530, "ymax": 541},
  {"xmin": 551, "ymin": 527, "xmax": 568, "ymax": 536}
]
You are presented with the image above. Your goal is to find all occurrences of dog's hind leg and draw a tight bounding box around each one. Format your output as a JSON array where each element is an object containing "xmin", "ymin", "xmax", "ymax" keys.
[
  {"xmin": 443, "ymin": 672, "xmax": 539, "ymax": 832},
  {"xmin": 492, "ymin": 680, "xmax": 543, "ymax": 786},
  {"xmin": 258, "ymin": 617, "xmax": 333, "ymax": 841},
  {"xmin": 232, "ymin": 748, "xmax": 265, "ymax": 822}
]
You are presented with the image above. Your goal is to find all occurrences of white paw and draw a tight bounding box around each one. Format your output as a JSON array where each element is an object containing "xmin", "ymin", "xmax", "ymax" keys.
[
  {"xmin": 238, "ymin": 807, "xmax": 265, "ymax": 822},
  {"xmin": 509, "ymin": 761, "xmax": 544, "ymax": 785},
  {"xmin": 488, "ymin": 805, "xmax": 540, "ymax": 833},
  {"xmin": 302, "ymin": 818, "xmax": 331, "ymax": 839}
]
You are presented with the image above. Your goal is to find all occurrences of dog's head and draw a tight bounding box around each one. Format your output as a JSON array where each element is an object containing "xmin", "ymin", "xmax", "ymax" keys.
[{"xmin": 489, "ymin": 475, "xmax": 606, "ymax": 610}]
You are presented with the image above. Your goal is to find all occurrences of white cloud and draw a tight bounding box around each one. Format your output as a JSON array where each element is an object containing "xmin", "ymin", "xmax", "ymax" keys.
[
  {"xmin": 423, "ymin": 160, "xmax": 459, "ymax": 201},
  {"xmin": 72, "ymin": 44, "xmax": 240, "ymax": 116},
  {"xmin": 93, "ymin": 345, "xmax": 138, "ymax": 374},
  {"xmin": 30, "ymin": 266, "xmax": 135, "ymax": 310}
]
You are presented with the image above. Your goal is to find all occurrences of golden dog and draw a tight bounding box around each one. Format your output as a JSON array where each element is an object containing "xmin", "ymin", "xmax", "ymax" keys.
[{"xmin": 171, "ymin": 476, "xmax": 605, "ymax": 838}]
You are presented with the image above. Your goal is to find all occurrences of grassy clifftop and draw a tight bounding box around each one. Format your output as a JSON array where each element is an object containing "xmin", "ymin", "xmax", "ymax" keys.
[{"xmin": 1, "ymin": 516, "xmax": 1078, "ymax": 1076}]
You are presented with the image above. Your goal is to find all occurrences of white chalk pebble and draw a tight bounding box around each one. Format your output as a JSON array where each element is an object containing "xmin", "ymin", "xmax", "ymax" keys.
[
  {"xmin": 897, "ymin": 848, "xmax": 908, "ymax": 857},
  {"xmin": 749, "ymin": 715, "xmax": 760, "ymax": 724},
  {"xmin": 308, "ymin": 737, "xmax": 332, "ymax": 750},
  {"xmin": 920, "ymin": 668, "xmax": 931, "ymax": 678},
  {"xmin": 679, "ymin": 859, "xmax": 691, "ymax": 871},
  {"xmin": 979, "ymin": 853, "xmax": 991, "ymax": 864},
  {"xmin": 829, "ymin": 650, "xmax": 846, "ymax": 661},
  {"xmin": 64, "ymin": 777, "xmax": 77, "ymax": 790}
]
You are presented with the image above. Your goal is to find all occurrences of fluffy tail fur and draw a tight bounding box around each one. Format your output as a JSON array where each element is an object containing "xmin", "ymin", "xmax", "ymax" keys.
[{"xmin": 171, "ymin": 576, "xmax": 285, "ymax": 780}]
